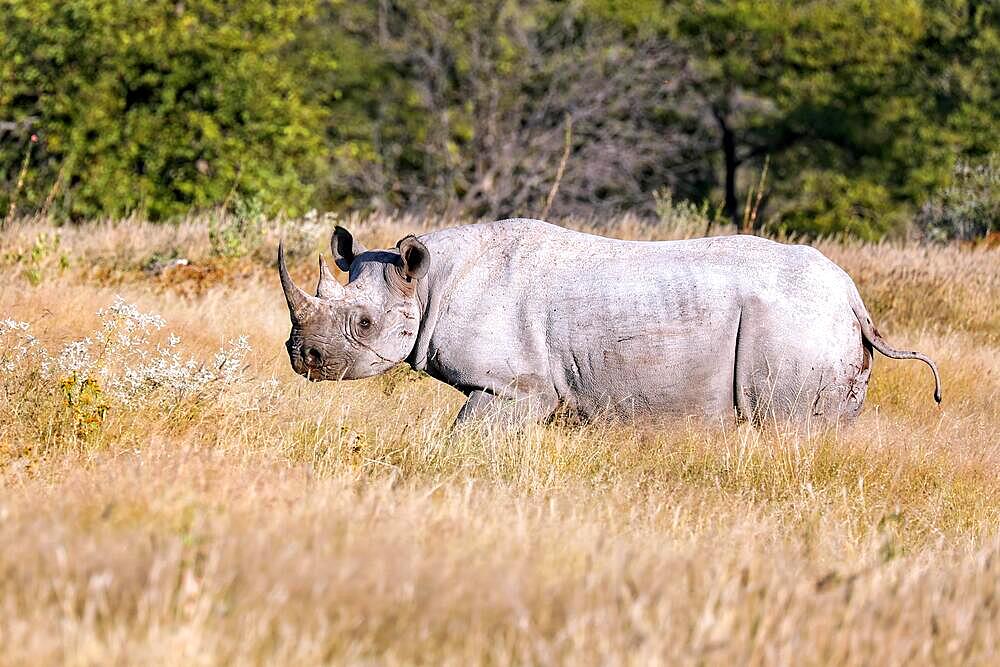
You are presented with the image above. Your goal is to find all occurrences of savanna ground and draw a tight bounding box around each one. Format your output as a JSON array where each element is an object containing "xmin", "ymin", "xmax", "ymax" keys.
[{"xmin": 1, "ymin": 214, "xmax": 998, "ymax": 665}]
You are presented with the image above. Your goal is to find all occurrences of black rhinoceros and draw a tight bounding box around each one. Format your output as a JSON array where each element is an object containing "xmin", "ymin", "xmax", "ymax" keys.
[{"xmin": 278, "ymin": 219, "xmax": 940, "ymax": 426}]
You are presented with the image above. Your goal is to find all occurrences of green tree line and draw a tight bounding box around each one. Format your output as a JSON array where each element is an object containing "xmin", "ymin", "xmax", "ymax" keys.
[{"xmin": 1, "ymin": 0, "xmax": 997, "ymax": 238}]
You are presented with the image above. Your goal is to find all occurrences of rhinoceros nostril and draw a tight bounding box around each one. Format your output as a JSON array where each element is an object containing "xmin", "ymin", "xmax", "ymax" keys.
[{"xmin": 303, "ymin": 347, "xmax": 322, "ymax": 368}]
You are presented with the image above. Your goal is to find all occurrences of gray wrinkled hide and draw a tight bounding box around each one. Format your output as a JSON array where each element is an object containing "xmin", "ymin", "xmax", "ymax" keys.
[{"xmin": 281, "ymin": 219, "xmax": 941, "ymax": 427}]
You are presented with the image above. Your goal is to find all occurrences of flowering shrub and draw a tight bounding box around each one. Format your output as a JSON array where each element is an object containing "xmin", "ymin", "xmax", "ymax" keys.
[
  {"xmin": 1, "ymin": 298, "xmax": 269, "ymax": 440},
  {"xmin": 1, "ymin": 319, "xmax": 49, "ymax": 374}
]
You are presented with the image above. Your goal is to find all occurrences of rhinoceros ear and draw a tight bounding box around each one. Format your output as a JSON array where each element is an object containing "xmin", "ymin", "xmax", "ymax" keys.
[
  {"xmin": 332, "ymin": 226, "xmax": 367, "ymax": 272},
  {"xmin": 396, "ymin": 235, "xmax": 430, "ymax": 281}
]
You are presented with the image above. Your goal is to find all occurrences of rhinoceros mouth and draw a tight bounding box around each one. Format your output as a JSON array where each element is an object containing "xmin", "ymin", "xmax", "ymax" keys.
[
  {"xmin": 286, "ymin": 343, "xmax": 352, "ymax": 382},
  {"xmin": 300, "ymin": 363, "xmax": 352, "ymax": 382}
]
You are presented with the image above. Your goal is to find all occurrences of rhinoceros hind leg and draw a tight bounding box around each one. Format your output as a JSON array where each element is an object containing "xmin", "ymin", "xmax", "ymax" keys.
[{"xmin": 732, "ymin": 295, "xmax": 868, "ymax": 426}]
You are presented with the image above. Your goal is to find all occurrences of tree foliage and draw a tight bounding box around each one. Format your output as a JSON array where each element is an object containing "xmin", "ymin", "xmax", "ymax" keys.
[
  {"xmin": 1, "ymin": 0, "xmax": 997, "ymax": 236},
  {"xmin": 1, "ymin": 0, "xmax": 323, "ymax": 219},
  {"xmin": 674, "ymin": 0, "xmax": 997, "ymax": 238}
]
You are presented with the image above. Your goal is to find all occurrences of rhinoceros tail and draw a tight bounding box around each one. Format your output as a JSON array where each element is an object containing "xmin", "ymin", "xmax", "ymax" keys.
[{"xmin": 850, "ymin": 290, "xmax": 942, "ymax": 403}]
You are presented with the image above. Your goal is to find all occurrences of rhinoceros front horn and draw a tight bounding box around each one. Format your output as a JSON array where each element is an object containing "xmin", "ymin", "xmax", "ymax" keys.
[{"xmin": 278, "ymin": 241, "xmax": 319, "ymax": 322}]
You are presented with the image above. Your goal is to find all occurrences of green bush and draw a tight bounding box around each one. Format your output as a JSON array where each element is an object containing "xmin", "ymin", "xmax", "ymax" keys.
[
  {"xmin": 915, "ymin": 156, "xmax": 1000, "ymax": 241},
  {"xmin": 0, "ymin": 0, "xmax": 323, "ymax": 220},
  {"xmin": 770, "ymin": 172, "xmax": 905, "ymax": 241},
  {"xmin": 208, "ymin": 197, "xmax": 265, "ymax": 259},
  {"xmin": 653, "ymin": 189, "xmax": 723, "ymax": 238}
]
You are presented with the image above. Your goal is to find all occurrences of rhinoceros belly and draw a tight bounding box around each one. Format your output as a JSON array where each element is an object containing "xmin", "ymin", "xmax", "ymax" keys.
[{"xmin": 552, "ymin": 300, "xmax": 743, "ymax": 422}]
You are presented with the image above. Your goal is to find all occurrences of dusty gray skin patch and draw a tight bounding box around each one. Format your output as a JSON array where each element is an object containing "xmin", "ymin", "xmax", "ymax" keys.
[{"xmin": 279, "ymin": 219, "xmax": 941, "ymax": 427}]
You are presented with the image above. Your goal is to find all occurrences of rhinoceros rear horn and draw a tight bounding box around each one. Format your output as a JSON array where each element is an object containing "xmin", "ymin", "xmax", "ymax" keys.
[
  {"xmin": 396, "ymin": 235, "xmax": 430, "ymax": 281},
  {"xmin": 277, "ymin": 241, "xmax": 319, "ymax": 322},
  {"xmin": 315, "ymin": 254, "xmax": 344, "ymax": 300}
]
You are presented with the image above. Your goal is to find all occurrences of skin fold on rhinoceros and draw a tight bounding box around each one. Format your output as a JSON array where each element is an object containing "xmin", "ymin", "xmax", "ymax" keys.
[{"xmin": 278, "ymin": 218, "xmax": 941, "ymax": 426}]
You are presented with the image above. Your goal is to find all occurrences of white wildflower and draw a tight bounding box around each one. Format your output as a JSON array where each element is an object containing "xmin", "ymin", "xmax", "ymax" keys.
[
  {"xmin": 0, "ymin": 320, "xmax": 53, "ymax": 377},
  {"xmin": 213, "ymin": 335, "xmax": 251, "ymax": 384},
  {"xmin": 97, "ymin": 296, "xmax": 166, "ymax": 332},
  {"xmin": 4, "ymin": 298, "xmax": 260, "ymax": 409},
  {"xmin": 56, "ymin": 339, "xmax": 95, "ymax": 379},
  {"xmin": 1, "ymin": 319, "xmax": 31, "ymax": 332}
]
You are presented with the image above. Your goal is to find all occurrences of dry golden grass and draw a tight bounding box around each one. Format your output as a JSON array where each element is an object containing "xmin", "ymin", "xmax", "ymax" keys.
[{"xmin": 1, "ymin": 215, "xmax": 998, "ymax": 665}]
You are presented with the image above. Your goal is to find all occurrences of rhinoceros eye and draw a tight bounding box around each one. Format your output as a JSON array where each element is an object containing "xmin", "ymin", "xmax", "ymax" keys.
[{"xmin": 358, "ymin": 316, "xmax": 372, "ymax": 329}]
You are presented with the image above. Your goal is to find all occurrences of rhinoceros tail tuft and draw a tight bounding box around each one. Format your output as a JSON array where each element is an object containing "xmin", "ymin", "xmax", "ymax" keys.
[{"xmin": 850, "ymin": 289, "xmax": 942, "ymax": 404}]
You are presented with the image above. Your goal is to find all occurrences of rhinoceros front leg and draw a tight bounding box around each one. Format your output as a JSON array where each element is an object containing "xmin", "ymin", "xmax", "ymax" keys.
[
  {"xmin": 455, "ymin": 391, "xmax": 500, "ymax": 424},
  {"xmin": 453, "ymin": 389, "xmax": 557, "ymax": 429}
]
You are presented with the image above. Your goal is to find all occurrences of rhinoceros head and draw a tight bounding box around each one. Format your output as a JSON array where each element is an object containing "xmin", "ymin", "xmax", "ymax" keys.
[{"xmin": 278, "ymin": 226, "xmax": 429, "ymax": 381}]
